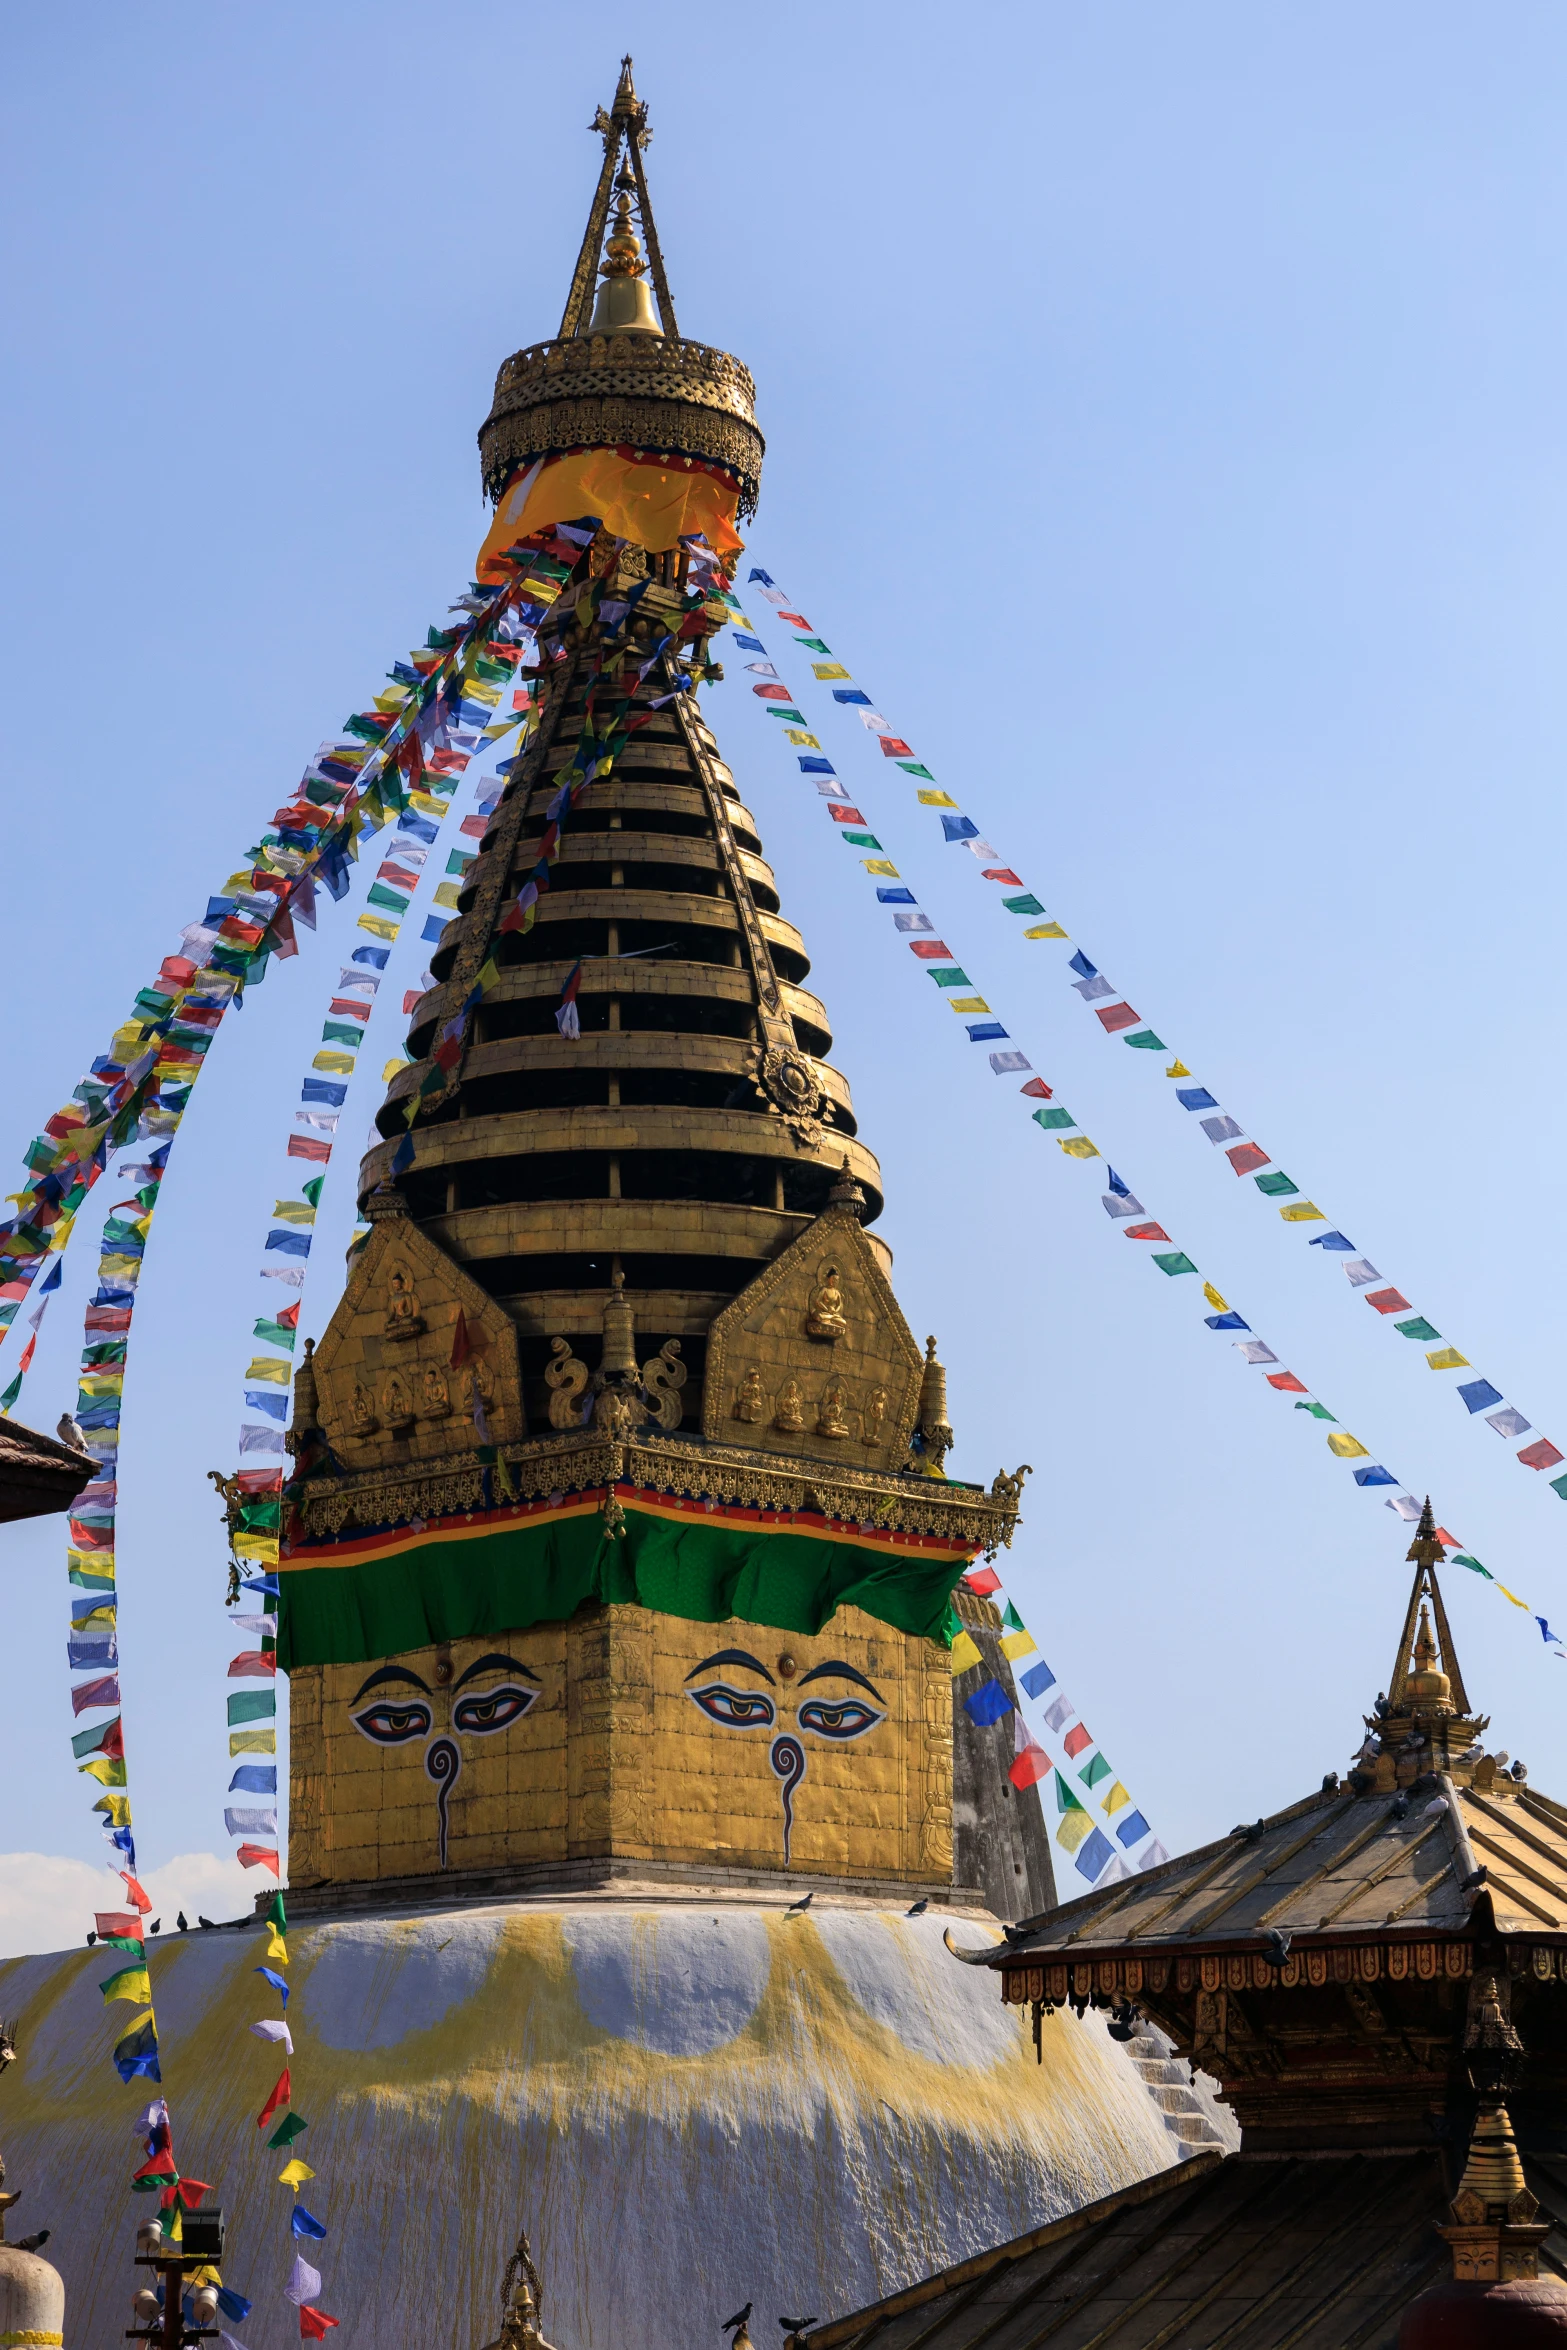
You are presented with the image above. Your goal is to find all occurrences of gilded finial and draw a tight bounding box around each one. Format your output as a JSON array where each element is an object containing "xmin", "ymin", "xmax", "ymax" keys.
[
  {"xmin": 826, "ymin": 1156, "xmax": 866, "ymax": 1220},
  {"xmin": 916, "ymin": 1336, "xmax": 955, "ymax": 1477},
  {"xmin": 1407, "ymin": 1494, "xmax": 1445, "ymax": 1569}
]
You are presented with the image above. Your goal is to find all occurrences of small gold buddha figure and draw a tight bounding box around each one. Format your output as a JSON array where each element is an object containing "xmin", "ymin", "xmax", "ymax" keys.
[
  {"xmin": 384, "ymin": 1264, "xmax": 425, "ymax": 1340},
  {"xmin": 774, "ymin": 1379, "xmax": 805, "ymax": 1432},
  {"xmin": 420, "ymin": 1364, "xmax": 450, "ymax": 1418},
  {"xmin": 817, "ymin": 1380, "xmax": 850, "ymax": 1439},
  {"xmin": 733, "ymin": 1368, "xmax": 766, "ymax": 1423},
  {"xmin": 861, "ymin": 1387, "xmax": 887, "ymax": 1446},
  {"xmin": 349, "ymin": 1383, "xmax": 377, "ymax": 1433},
  {"xmin": 381, "ymin": 1369, "xmax": 415, "ymax": 1431},
  {"xmin": 805, "ymin": 1262, "xmax": 848, "ymax": 1341}
]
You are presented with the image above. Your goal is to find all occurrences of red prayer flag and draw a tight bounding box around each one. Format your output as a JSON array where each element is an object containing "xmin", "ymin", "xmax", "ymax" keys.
[
  {"xmin": 1062, "ymin": 1723, "xmax": 1093, "ymax": 1759},
  {"xmin": 1225, "ymin": 1144, "xmax": 1271, "ymax": 1176},
  {"xmin": 908, "ymin": 941, "xmax": 954, "ymax": 960},
  {"xmin": 1095, "ymin": 1003, "xmax": 1142, "ymax": 1035},
  {"xmin": 299, "ymin": 2309, "xmax": 340, "ymax": 2340},
  {"xmin": 133, "ymin": 2149, "xmax": 178, "ymax": 2182},
  {"xmin": 236, "ymin": 1468, "xmax": 284, "ymax": 1495},
  {"xmin": 878, "ymin": 738, "xmax": 914, "ymax": 757},
  {"xmin": 1435, "ymin": 1527, "xmax": 1461, "ymax": 1549},
  {"xmin": 276, "ymin": 1302, "xmax": 300, "ymax": 1331},
  {"xmin": 119, "ymin": 1871, "xmax": 153, "ymax": 1913},
  {"xmin": 1519, "ymin": 1439, "xmax": 1565, "ymax": 1472},
  {"xmin": 752, "ymin": 683, "xmax": 791, "ymax": 701},
  {"xmin": 403, "ymin": 991, "xmax": 423, "ymax": 1014},
  {"xmin": 325, "ymin": 999, "xmax": 371, "ymax": 1023},
  {"xmin": 174, "ymin": 2179, "xmax": 212, "ymax": 2208},
  {"xmin": 16, "ymin": 1335, "xmax": 35, "ymax": 1375},
  {"xmin": 826, "ymin": 806, "xmax": 866, "ymax": 825},
  {"xmin": 1365, "ymin": 1289, "xmax": 1412, "ymax": 1316},
  {"xmin": 981, "ymin": 868, "xmax": 1024, "ymax": 886},
  {"xmin": 1019, "ymin": 1078, "xmax": 1053, "ymax": 1100},
  {"xmin": 963, "ymin": 1566, "xmax": 1002, "ymax": 1597},
  {"xmin": 779, "ymin": 612, "xmax": 811, "ymax": 628},
  {"xmin": 428, "ymin": 749, "xmax": 470, "ymax": 775},
  {"xmin": 1009, "ymin": 1745, "xmax": 1051, "ymax": 1791},
  {"xmin": 1123, "ymin": 1223, "xmax": 1171, "ymax": 1243},
  {"xmin": 459, "ymin": 814, "xmax": 487, "ymax": 838},
  {"xmin": 95, "ymin": 1912, "xmax": 143, "ymax": 1940},
  {"xmin": 257, "ymin": 2070, "xmax": 291, "ymax": 2130},
  {"xmin": 238, "ymin": 1843, "xmax": 280, "ymax": 1874},
  {"xmin": 287, "ymin": 1137, "xmax": 333, "ymax": 1164},
  {"xmin": 229, "ymin": 1652, "xmax": 278, "ymax": 1678},
  {"xmin": 1266, "ymin": 1372, "xmax": 1308, "ymax": 1394}
]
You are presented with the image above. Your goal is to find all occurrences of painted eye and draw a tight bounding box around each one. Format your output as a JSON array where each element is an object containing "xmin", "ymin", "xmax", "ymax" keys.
[
  {"xmin": 351, "ymin": 1699, "xmax": 433, "ymax": 1746},
  {"xmin": 797, "ymin": 1698, "xmax": 885, "ymax": 1741},
  {"xmin": 451, "ymin": 1683, "xmax": 539, "ymax": 1735},
  {"xmin": 687, "ymin": 1683, "xmax": 777, "ymax": 1730}
]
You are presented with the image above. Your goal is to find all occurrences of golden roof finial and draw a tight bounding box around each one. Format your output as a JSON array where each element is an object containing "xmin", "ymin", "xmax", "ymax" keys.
[{"xmin": 1407, "ymin": 1493, "xmax": 1445, "ymax": 1570}]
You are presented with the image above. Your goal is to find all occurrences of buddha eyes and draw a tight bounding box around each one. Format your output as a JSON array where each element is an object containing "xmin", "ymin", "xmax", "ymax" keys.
[
  {"xmin": 796, "ymin": 1699, "xmax": 885, "ymax": 1742},
  {"xmin": 351, "ymin": 1699, "xmax": 433, "ymax": 1746},
  {"xmin": 688, "ymin": 1683, "xmax": 777, "ymax": 1730},
  {"xmin": 451, "ymin": 1683, "xmax": 538, "ymax": 1735}
]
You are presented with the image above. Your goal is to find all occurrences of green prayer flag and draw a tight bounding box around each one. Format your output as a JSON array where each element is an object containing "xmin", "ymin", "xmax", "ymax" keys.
[
  {"xmin": 320, "ymin": 1023, "xmax": 363, "ymax": 1048},
  {"xmin": 895, "ymin": 763, "xmax": 935, "ymax": 780},
  {"xmin": 1078, "ymin": 1753, "xmax": 1113, "ymax": 1788},
  {"xmin": 1001, "ymin": 1600, "xmax": 1025, "ymax": 1633},
  {"xmin": 254, "ymin": 1320, "xmax": 298, "ymax": 1352},
  {"xmin": 1453, "ymin": 1554, "xmax": 1492, "ymax": 1578},
  {"xmin": 1124, "ymin": 1031, "xmax": 1166, "ymax": 1050},
  {"xmin": 302, "ymin": 1176, "xmax": 325, "ymax": 1208},
  {"xmin": 267, "ymin": 2112, "xmax": 309, "ymax": 2149},
  {"xmin": 1393, "ymin": 1317, "xmax": 1441, "ymax": 1343},
  {"xmin": 1000, "ymin": 895, "xmax": 1045, "ymax": 916},
  {"xmin": 100, "ymin": 1963, "xmax": 151, "ymax": 2005},
  {"xmin": 367, "ymin": 884, "xmax": 409, "ymax": 915},
  {"xmin": 1054, "ymin": 1771, "xmax": 1086, "ymax": 1816},
  {"xmin": 930, "ymin": 969, "xmax": 971, "ymax": 989},
  {"xmin": 1295, "ymin": 1401, "xmax": 1337, "ymax": 1421},
  {"xmin": 1151, "ymin": 1252, "xmax": 1199, "ymax": 1277},
  {"xmin": 1550, "ymin": 1474, "xmax": 1567, "ymax": 1503},
  {"xmin": 229, "ymin": 1690, "xmax": 276, "ymax": 1725},
  {"xmin": 840, "ymin": 832, "xmax": 882, "ymax": 851},
  {"xmin": 1253, "ymin": 1171, "xmax": 1300, "ymax": 1197},
  {"xmin": 1032, "ymin": 1107, "xmax": 1075, "ymax": 1131},
  {"xmin": 268, "ymin": 1892, "xmax": 287, "ymax": 1931},
  {"xmin": 793, "ymin": 637, "xmax": 831, "ymax": 654},
  {"xmin": 0, "ymin": 1374, "xmax": 19, "ymax": 1416}
]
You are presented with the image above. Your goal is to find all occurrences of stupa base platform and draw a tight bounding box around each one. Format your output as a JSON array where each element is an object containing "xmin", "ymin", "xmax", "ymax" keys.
[{"xmin": 279, "ymin": 1857, "xmax": 1002, "ymax": 1921}]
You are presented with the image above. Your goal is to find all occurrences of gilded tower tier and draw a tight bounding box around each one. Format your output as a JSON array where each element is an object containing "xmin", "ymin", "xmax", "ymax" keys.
[{"xmin": 271, "ymin": 59, "xmax": 1034, "ymax": 1914}]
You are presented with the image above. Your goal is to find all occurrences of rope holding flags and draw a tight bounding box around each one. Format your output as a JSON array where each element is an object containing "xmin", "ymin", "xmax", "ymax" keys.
[
  {"xmin": 742, "ymin": 565, "xmax": 1567, "ymax": 1517},
  {"xmin": 726, "ymin": 588, "xmax": 1561, "ymax": 1664},
  {"xmin": 952, "ymin": 1566, "xmax": 1167, "ymax": 1893}
]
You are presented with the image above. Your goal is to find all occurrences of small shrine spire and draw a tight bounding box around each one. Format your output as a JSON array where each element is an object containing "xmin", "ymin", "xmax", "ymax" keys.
[
  {"xmin": 558, "ymin": 58, "xmax": 679, "ymax": 342},
  {"xmin": 1385, "ymin": 1497, "xmax": 1472, "ymax": 1722}
]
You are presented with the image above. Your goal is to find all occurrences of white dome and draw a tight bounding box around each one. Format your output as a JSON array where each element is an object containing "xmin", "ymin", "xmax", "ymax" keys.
[
  {"xmin": 0, "ymin": 2240, "xmax": 64, "ymax": 2349},
  {"xmin": 0, "ymin": 1899, "xmax": 1180, "ymax": 2350}
]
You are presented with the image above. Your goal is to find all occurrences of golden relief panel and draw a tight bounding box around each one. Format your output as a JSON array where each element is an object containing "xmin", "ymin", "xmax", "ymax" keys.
[
  {"xmin": 702, "ymin": 1204, "xmax": 924, "ymax": 1469},
  {"xmin": 308, "ymin": 1210, "xmax": 525, "ymax": 1474},
  {"xmin": 288, "ymin": 1606, "xmax": 951, "ymax": 1890}
]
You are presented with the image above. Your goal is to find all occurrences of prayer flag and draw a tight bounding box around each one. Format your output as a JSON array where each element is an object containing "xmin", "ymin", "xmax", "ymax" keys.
[
  {"xmin": 1254, "ymin": 1172, "xmax": 1300, "ymax": 1197},
  {"xmin": 963, "ymin": 1680, "xmax": 1014, "ymax": 1727},
  {"xmin": 1176, "ymin": 1089, "xmax": 1217, "ymax": 1111},
  {"xmin": 1343, "ymin": 1259, "xmax": 1381, "ymax": 1287},
  {"xmin": 100, "ymin": 1963, "xmax": 152, "ymax": 2005},
  {"xmin": 963, "ymin": 1566, "xmax": 1001, "ymax": 1596},
  {"xmin": 1236, "ymin": 1341, "xmax": 1278, "ymax": 1365},
  {"xmin": 1519, "ymin": 1439, "xmax": 1565, "ymax": 1471},
  {"xmin": 298, "ymin": 2311, "xmax": 339, "ymax": 2340},
  {"xmin": 948, "ymin": 1630, "xmax": 982, "ymax": 1675},
  {"xmin": 257, "ymin": 2071, "xmax": 291, "ymax": 2129},
  {"xmin": 1078, "ymin": 1753, "xmax": 1112, "ymax": 1788},
  {"xmin": 1425, "ymin": 1348, "xmax": 1469, "ymax": 1370},
  {"xmin": 268, "ymin": 2113, "xmax": 309, "ymax": 2149},
  {"xmin": 1459, "ymin": 1380, "xmax": 1504, "ymax": 1413},
  {"xmin": 1058, "ymin": 1136, "xmax": 1099, "ymax": 1157},
  {"xmin": 1124, "ymin": 1031, "xmax": 1165, "ymax": 1051},
  {"xmin": 1101, "ymin": 1782, "xmax": 1131, "ymax": 1817},
  {"xmin": 284, "ymin": 2257, "xmax": 321, "ymax": 2308},
  {"xmin": 238, "ymin": 1845, "xmax": 280, "ymax": 1873},
  {"xmin": 1075, "ymin": 1828, "xmax": 1114, "ymax": 1883},
  {"xmin": 1062, "ymin": 1723, "xmax": 1092, "ymax": 1759},
  {"xmin": 291, "ymin": 2207, "xmax": 328, "ymax": 2243},
  {"xmin": 278, "ymin": 2161, "xmax": 315, "ymax": 2191},
  {"xmin": 1009, "ymin": 1742, "xmax": 1050, "ymax": 1791},
  {"xmin": 1309, "ymin": 1231, "xmax": 1356, "ymax": 1251},
  {"xmin": 1024, "ymin": 923, "xmax": 1069, "ymax": 940},
  {"xmin": 1393, "ymin": 1317, "xmax": 1441, "ymax": 1343},
  {"xmin": 1019, "ymin": 1659, "xmax": 1057, "ymax": 1700},
  {"xmin": 1365, "ymin": 1288, "xmax": 1412, "ymax": 1315},
  {"xmin": 1124, "ymin": 1224, "xmax": 1171, "ymax": 1243},
  {"xmin": 1151, "ymin": 1253, "xmax": 1198, "ymax": 1277},
  {"xmin": 1116, "ymin": 1810, "xmax": 1152, "ymax": 1848},
  {"xmin": 1199, "ymin": 1115, "xmax": 1243, "ymax": 1144},
  {"xmin": 1327, "ymin": 1433, "xmax": 1371, "ymax": 1459},
  {"xmin": 1226, "ymin": 1144, "xmax": 1270, "ymax": 1176},
  {"xmin": 1353, "ymin": 1465, "xmax": 1397, "ymax": 1487},
  {"xmin": 1279, "ymin": 1202, "xmax": 1326, "ymax": 1223},
  {"xmin": 1485, "ymin": 1406, "xmax": 1532, "ymax": 1440},
  {"xmin": 1266, "ymin": 1372, "xmax": 1308, "ymax": 1394},
  {"xmin": 1000, "ymin": 1625, "xmax": 1037, "ymax": 1661}
]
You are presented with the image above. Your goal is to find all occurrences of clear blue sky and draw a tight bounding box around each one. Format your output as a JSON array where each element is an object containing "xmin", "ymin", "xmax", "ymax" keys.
[{"xmin": 2, "ymin": 3, "xmax": 1566, "ymax": 1939}]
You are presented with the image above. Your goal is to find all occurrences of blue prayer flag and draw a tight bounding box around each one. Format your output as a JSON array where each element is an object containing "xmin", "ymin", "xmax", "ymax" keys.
[
  {"xmin": 1204, "ymin": 1312, "xmax": 1251, "ymax": 1331},
  {"xmin": 940, "ymin": 814, "xmax": 979, "ymax": 843},
  {"xmin": 395, "ymin": 815, "xmax": 438, "ymax": 845},
  {"xmin": 963, "ymin": 1680, "xmax": 1015, "ymax": 1728},
  {"xmin": 1458, "ymin": 1379, "xmax": 1504, "ymax": 1415},
  {"xmin": 1353, "ymin": 1465, "xmax": 1397, "ymax": 1487},
  {"xmin": 244, "ymin": 1391, "xmax": 288, "ymax": 1422},
  {"xmin": 833, "ymin": 688, "xmax": 873, "ymax": 705},
  {"xmin": 1019, "ymin": 1658, "xmax": 1057, "ymax": 1700},
  {"xmin": 1309, "ymin": 1231, "xmax": 1356, "ymax": 1251},
  {"xmin": 1116, "ymin": 1810, "xmax": 1151, "ymax": 1848},
  {"xmin": 1075, "ymin": 1828, "xmax": 1114, "ymax": 1883},
  {"xmin": 230, "ymin": 1765, "xmax": 277, "ymax": 1794},
  {"xmin": 1106, "ymin": 1168, "xmax": 1130, "ymax": 1197},
  {"xmin": 291, "ymin": 2207, "xmax": 328, "ymax": 2243},
  {"xmin": 216, "ymin": 2291, "xmax": 252, "ymax": 2325},
  {"xmin": 68, "ymin": 1636, "xmax": 118, "ymax": 1671},
  {"xmin": 390, "ymin": 1132, "xmax": 415, "ymax": 1177},
  {"xmin": 1538, "ymin": 1618, "xmax": 1562, "ymax": 1646},
  {"xmin": 798, "ymin": 757, "xmax": 836, "ymax": 775},
  {"xmin": 966, "ymin": 1023, "xmax": 1008, "ymax": 1042},
  {"xmin": 875, "ymin": 888, "xmax": 917, "ymax": 904},
  {"xmin": 265, "ymin": 1230, "xmax": 312, "ymax": 1258},
  {"xmin": 301, "ymin": 1079, "xmax": 347, "ymax": 1108},
  {"xmin": 747, "ymin": 567, "xmax": 775, "ymax": 584},
  {"xmin": 1069, "ymin": 951, "xmax": 1098, "ymax": 980},
  {"xmin": 240, "ymin": 1574, "xmax": 281, "ymax": 1598},
  {"xmin": 1175, "ymin": 1088, "xmax": 1218, "ymax": 1111},
  {"xmin": 421, "ymin": 916, "xmax": 449, "ymax": 943},
  {"xmin": 732, "ymin": 634, "xmax": 765, "ymax": 651},
  {"xmin": 254, "ymin": 1966, "xmax": 289, "ymax": 2004}
]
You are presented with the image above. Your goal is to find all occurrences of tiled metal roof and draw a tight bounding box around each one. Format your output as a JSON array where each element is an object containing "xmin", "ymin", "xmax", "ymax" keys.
[
  {"xmin": 0, "ymin": 1415, "xmax": 92, "ymax": 1525},
  {"xmin": 800, "ymin": 2148, "xmax": 1567, "ymax": 2350}
]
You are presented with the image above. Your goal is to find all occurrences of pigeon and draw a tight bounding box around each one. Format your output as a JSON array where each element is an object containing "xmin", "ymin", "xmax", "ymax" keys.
[
  {"xmin": 148, "ymin": 1921, "xmax": 161, "ymax": 1937},
  {"xmin": 904, "ymin": 1899, "xmax": 928, "ymax": 1917},
  {"xmin": 1389, "ymin": 1793, "xmax": 1411, "ymax": 1823},
  {"xmin": 1462, "ymin": 1866, "xmax": 1489, "ymax": 1893},
  {"xmin": 1262, "ymin": 1928, "xmax": 1293, "ymax": 1968},
  {"xmin": 777, "ymin": 2322, "xmax": 818, "ymax": 2337},
  {"xmin": 198, "ymin": 1917, "xmax": 215, "ymax": 1930},
  {"xmin": 784, "ymin": 1893, "xmax": 812, "ymax": 1918},
  {"xmin": 176, "ymin": 1913, "xmax": 188, "ymax": 1933},
  {"xmin": 85, "ymin": 1931, "xmax": 96, "ymax": 1947},
  {"xmin": 16, "ymin": 2232, "xmax": 48, "ymax": 2253},
  {"xmin": 722, "ymin": 2307, "xmax": 753, "ymax": 2334}
]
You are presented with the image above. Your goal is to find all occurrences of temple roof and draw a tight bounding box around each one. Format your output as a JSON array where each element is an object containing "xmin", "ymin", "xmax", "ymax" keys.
[
  {"xmin": 799, "ymin": 2146, "xmax": 1567, "ymax": 2350},
  {"xmin": 0, "ymin": 1414, "xmax": 93, "ymax": 1525}
]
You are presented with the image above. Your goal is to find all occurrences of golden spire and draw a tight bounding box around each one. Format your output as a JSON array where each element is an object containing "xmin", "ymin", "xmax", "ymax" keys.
[
  {"xmin": 1457, "ymin": 2097, "xmax": 1529, "ymax": 2213},
  {"xmin": 558, "ymin": 57, "xmax": 678, "ymax": 341},
  {"xmin": 1384, "ymin": 1498, "xmax": 1471, "ymax": 1723},
  {"xmin": 586, "ymin": 163, "xmax": 663, "ymax": 337}
]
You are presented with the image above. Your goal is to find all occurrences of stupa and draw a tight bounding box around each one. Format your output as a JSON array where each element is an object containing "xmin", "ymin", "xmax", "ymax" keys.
[{"xmin": 0, "ymin": 59, "xmax": 1190, "ymax": 2350}]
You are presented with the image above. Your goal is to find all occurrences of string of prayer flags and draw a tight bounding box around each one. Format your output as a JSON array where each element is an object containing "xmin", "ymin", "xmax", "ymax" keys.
[
  {"xmin": 742, "ymin": 563, "xmax": 1564, "ymax": 1518},
  {"xmin": 947, "ymin": 1563, "xmax": 1164, "ymax": 1885},
  {"xmin": 730, "ymin": 576, "xmax": 1557, "ymax": 1668},
  {"xmin": 254, "ymin": 1896, "xmax": 339, "ymax": 2337}
]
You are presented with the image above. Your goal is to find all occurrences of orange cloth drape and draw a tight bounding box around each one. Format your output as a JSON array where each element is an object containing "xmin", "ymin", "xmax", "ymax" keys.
[{"xmin": 476, "ymin": 448, "xmax": 743, "ymax": 580}]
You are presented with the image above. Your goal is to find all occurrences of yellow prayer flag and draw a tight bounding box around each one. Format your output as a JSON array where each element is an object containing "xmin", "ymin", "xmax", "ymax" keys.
[
  {"xmin": 314, "ymin": 1051, "xmax": 355, "ymax": 1076},
  {"xmin": 783, "ymin": 730, "xmax": 820, "ymax": 748},
  {"xmin": 1055, "ymin": 1810, "xmax": 1091, "ymax": 1854},
  {"xmin": 1000, "ymin": 1628, "xmax": 1037, "ymax": 1661},
  {"xmin": 948, "ymin": 998, "xmax": 990, "ymax": 1015},
  {"xmin": 1101, "ymin": 1782, "xmax": 1131, "ymax": 1816},
  {"xmin": 1426, "ymin": 1348, "xmax": 1469, "ymax": 1370},
  {"xmin": 265, "ymin": 1930, "xmax": 288, "ymax": 1964},
  {"xmin": 916, "ymin": 790, "xmax": 958, "ymax": 808},
  {"xmin": 1279, "ymin": 1203, "xmax": 1326, "ymax": 1223},
  {"xmin": 432, "ymin": 881, "xmax": 462, "ymax": 910},
  {"xmin": 1203, "ymin": 1284, "xmax": 1228, "ymax": 1313},
  {"xmin": 811, "ymin": 663, "xmax": 851, "ymax": 680},
  {"xmin": 1059, "ymin": 1137, "xmax": 1101, "ymax": 1159},
  {"xmin": 862, "ymin": 860, "xmax": 899, "ymax": 878},
  {"xmin": 357, "ymin": 914, "xmax": 399, "ymax": 942},
  {"xmin": 230, "ymin": 1730, "xmax": 277, "ymax": 1756},
  {"xmin": 98, "ymin": 1255, "xmax": 143, "ymax": 1284},
  {"xmin": 233, "ymin": 1532, "xmax": 279, "ymax": 1564},
  {"xmin": 1166, "ymin": 1061, "xmax": 1191, "ymax": 1079},
  {"xmin": 245, "ymin": 1358, "xmax": 291, "ymax": 1387},
  {"xmin": 948, "ymin": 1629, "xmax": 982, "ymax": 1676},
  {"xmin": 271, "ymin": 1199, "xmax": 316, "ymax": 1225},
  {"xmin": 410, "ymin": 791, "xmax": 448, "ymax": 817},
  {"xmin": 92, "ymin": 1794, "xmax": 133, "ymax": 1826},
  {"xmin": 1326, "ymin": 1433, "xmax": 1370, "ymax": 1460},
  {"xmin": 383, "ymin": 1058, "xmax": 409, "ymax": 1082},
  {"xmin": 1495, "ymin": 1584, "xmax": 1531, "ymax": 1610},
  {"xmin": 277, "ymin": 2160, "xmax": 315, "ymax": 2192},
  {"xmin": 80, "ymin": 1754, "xmax": 127, "ymax": 1786},
  {"xmin": 1023, "ymin": 923, "xmax": 1068, "ymax": 940}
]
